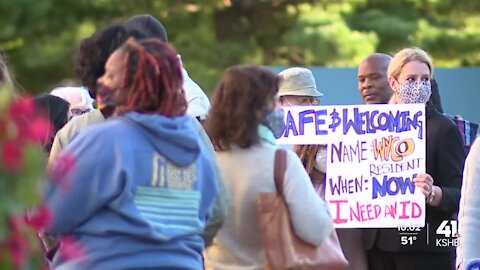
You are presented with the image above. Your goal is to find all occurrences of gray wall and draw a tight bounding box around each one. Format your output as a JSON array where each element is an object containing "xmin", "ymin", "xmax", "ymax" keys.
[{"xmin": 271, "ymin": 67, "xmax": 480, "ymax": 125}]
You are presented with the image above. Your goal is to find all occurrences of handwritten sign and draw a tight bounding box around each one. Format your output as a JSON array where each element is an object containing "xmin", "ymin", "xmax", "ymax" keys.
[{"xmin": 276, "ymin": 104, "xmax": 426, "ymax": 228}]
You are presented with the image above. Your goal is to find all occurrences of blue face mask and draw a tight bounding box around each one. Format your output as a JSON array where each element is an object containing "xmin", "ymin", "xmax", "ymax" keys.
[{"xmin": 263, "ymin": 107, "xmax": 286, "ymax": 139}]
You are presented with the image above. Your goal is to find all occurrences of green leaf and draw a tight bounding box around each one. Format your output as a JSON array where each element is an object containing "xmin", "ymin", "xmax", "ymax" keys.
[
  {"xmin": 0, "ymin": 86, "xmax": 14, "ymax": 111},
  {"xmin": 14, "ymin": 142, "xmax": 45, "ymax": 207}
]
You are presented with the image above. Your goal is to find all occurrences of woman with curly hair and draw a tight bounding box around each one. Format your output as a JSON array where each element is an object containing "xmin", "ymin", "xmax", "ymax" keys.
[
  {"xmin": 203, "ymin": 65, "xmax": 333, "ymax": 269},
  {"xmin": 48, "ymin": 23, "xmax": 144, "ymax": 164},
  {"xmin": 43, "ymin": 38, "xmax": 219, "ymax": 269}
]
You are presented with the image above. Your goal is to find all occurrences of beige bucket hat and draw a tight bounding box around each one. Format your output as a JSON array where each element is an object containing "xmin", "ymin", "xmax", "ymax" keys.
[{"xmin": 278, "ymin": 67, "xmax": 324, "ymax": 97}]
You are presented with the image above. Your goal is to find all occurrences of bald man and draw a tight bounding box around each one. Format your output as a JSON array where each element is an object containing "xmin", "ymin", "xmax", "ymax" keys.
[
  {"xmin": 358, "ymin": 53, "xmax": 394, "ymax": 270},
  {"xmin": 357, "ymin": 53, "xmax": 393, "ymax": 104}
]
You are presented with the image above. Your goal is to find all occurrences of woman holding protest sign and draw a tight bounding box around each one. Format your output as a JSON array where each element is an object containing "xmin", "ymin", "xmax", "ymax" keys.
[
  {"xmin": 203, "ymin": 65, "xmax": 334, "ymax": 269},
  {"xmin": 366, "ymin": 47, "xmax": 465, "ymax": 270}
]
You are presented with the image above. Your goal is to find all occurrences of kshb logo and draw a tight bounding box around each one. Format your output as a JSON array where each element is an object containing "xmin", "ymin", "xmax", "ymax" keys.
[{"xmin": 435, "ymin": 220, "xmax": 459, "ymax": 247}]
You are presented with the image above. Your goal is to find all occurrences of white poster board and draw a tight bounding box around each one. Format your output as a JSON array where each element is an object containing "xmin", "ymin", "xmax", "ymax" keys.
[{"xmin": 276, "ymin": 104, "xmax": 426, "ymax": 228}]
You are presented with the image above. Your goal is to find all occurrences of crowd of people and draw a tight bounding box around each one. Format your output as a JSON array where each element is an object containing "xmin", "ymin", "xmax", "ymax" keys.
[{"xmin": 0, "ymin": 13, "xmax": 479, "ymax": 270}]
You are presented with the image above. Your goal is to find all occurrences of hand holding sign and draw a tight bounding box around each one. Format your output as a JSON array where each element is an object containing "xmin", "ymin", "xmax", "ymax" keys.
[{"xmin": 413, "ymin": 173, "xmax": 434, "ymax": 199}]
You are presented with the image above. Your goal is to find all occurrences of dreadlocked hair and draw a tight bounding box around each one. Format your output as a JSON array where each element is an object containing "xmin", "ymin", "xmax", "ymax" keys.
[
  {"xmin": 294, "ymin": 144, "xmax": 322, "ymax": 179},
  {"xmin": 116, "ymin": 38, "xmax": 186, "ymax": 116}
]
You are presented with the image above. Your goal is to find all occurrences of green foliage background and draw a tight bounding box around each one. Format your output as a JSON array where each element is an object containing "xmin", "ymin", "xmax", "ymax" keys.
[{"xmin": 1, "ymin": 0, "xmax": 479, "ymax": 95}]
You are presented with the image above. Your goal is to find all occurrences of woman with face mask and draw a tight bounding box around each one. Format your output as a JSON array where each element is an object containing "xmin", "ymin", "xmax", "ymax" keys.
[
  {"xmin": 203, "ymin": 65, "xmax": 334, "ymax": 269},
  {"xmin": 41, "ymin": 38, "xmax": 219, "ymax": 269},
  {"xmin": 366, "ymin": 47, "xmax": 465, "ymax": 270}
]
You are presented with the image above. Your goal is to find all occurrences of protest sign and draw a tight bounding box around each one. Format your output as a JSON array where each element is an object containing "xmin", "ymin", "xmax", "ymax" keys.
[{"xmin": 276, "ymin": 104, "xmax": 426, "ymax": 228}]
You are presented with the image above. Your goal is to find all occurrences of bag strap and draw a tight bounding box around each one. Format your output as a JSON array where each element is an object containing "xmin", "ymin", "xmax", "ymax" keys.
[{"xmin": 273, "ymin": 149, "xmax": 287, "ymax": 197}]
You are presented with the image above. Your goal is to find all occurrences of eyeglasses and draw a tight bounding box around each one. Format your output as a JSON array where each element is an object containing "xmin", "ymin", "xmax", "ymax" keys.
[
  {"xmin": 283, "ymin": 96, "xmax": 320, "ymax": 106},
  {"xmin": 69, "ymin": 108, "xmax": 91, "ymax": 120}
]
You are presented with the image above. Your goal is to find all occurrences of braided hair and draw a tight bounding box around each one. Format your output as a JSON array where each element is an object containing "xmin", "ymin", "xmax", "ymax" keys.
[{"xmin": 294, "ymin": 144, "xmax": 322, "ymax": 179}]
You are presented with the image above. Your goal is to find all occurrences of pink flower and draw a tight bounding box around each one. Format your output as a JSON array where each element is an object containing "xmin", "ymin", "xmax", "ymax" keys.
[
  {"xmin": 48, "ymin": 153, "xmax": 76, "ymax": 190},
  {"xmin": 25, "ymin": 116, "xmax": 52, "ymax": 143},
  {"xmin": 58, "ymin": 236, "xmax": 85, "ymax": 260},
  {"xmin": 0, "ymin": 117, "xmax": 7, "ymax": 141},
  {"xmin": 9, "ymin": 96, "xmax": 35, "ymax": 118},
  {"xmin": 0, "ymin": 94, "xmax": 51, "ymax": 269},
  {"xmin": 7, "ymin": 95, "xmax": 52, "ymax": 144},
  {"xmin": 1, "ymin": 139, "xmax": 23, "ymax": 171},
  {"xmin": 25, "ymin": 204, "xmax": 53, "ymax": 231}
]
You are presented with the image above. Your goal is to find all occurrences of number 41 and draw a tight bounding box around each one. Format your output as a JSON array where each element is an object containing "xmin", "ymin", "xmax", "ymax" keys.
[{"xmin": 436, "ymin": 220, "xmax": 458, "ymax": 238}]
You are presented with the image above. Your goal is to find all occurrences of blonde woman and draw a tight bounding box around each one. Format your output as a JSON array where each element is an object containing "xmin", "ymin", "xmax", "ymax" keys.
[{"xmin": 366, "ymin": 47, "xmax": 465, "ymax": 270}]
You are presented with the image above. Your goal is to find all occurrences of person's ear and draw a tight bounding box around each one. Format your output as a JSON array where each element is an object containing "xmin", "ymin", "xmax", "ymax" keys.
[{"xmin": 388, "ymin": 76, "xmax": 398, "ymax": 93}]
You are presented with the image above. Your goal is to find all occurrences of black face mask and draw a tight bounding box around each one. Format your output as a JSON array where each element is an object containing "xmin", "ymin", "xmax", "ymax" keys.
[
  {"xmin": 96, "ymin": 83, "xmax": 117, "ymax": 109},
  {"xmin": 262, "ymin": 107, "xmax": 286, "ymax": 139}
]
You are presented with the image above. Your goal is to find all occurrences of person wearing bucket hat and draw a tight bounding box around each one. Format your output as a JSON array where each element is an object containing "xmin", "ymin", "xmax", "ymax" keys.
[
  {"xmin": 278, "ymin": 67, "xmax": 367, "ymax": 270},
  {"xmin": 261, "ymin": 67, "xmax": 323, "ymax": 140},
  {"xmin": 278, "ymin": 67, "xmax": 323, "ymax": 106},
  {"xmin": 277, "ymin": 67, "xmax": 326, "ymax": 177},
  {"xmin": 277, "ymin": 67, "xmax": 328, "ymax": 196}
]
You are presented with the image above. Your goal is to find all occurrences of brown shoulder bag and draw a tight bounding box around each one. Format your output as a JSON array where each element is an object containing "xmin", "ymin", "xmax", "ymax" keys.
[{"xmin": 257, "ymin": 149, "xmax": 349, "ymax": 270}]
